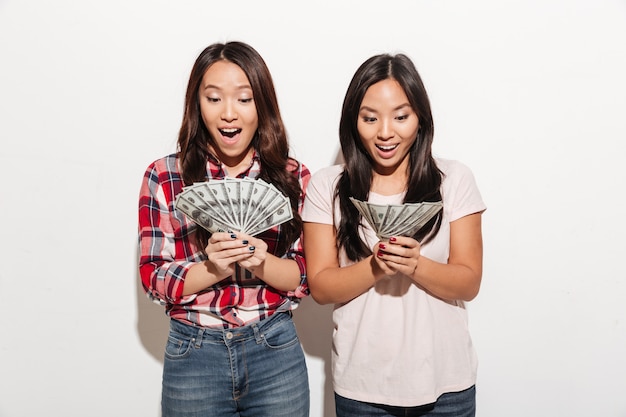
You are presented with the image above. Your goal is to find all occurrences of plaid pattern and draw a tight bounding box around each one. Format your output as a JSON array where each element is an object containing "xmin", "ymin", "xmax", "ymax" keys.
[{"xmin": 138, "ymin": 152, "xmax": 310, "ymax": 328}]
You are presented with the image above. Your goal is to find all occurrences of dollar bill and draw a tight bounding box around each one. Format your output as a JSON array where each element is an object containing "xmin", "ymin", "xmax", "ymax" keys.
[
  {"xmin": 174, "ymin": 177, "xmax": 292, "ymax": 236},
  {"xmin": 349, "ymin": 198, "xmax": 443, "ymax": 239},
  {"xmin": 174, "ymin": 193, "xmax": 231, "ymax": 233}
]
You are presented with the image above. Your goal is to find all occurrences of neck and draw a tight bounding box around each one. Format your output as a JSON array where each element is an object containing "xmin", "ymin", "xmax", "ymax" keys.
[
  {"xmin": 371, "ymin": 172, "xmax": 407, "ymax": 195},
  {"xmin": 211, "ymin": 147, "xmax": 254, "ymax": 178}
]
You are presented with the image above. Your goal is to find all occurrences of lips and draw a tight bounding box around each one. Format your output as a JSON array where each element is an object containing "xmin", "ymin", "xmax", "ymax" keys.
[
  {"xmin": 376, "ymin": 144, "xmax": 399, "ymax": 151},
  {"xmin": 219, "ymin": 128, "xmax": 241, "ymax": 139}
]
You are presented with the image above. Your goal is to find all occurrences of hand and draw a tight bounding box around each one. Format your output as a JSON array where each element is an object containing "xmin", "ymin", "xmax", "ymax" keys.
[
  {"xmin": 236, "ymin": 232, "xmax": 268, "ymax": 273},
  {"xmin": 374, "ymin": 235, "xmax": 421, "ymax": 278},
  {"xmin": 205, "ymin": 231, "xmax": 257, "ymax": 279}
]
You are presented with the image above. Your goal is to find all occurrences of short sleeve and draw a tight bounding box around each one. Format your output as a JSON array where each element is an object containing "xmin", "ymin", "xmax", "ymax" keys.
[
  {"xmin": 438, "ymin": 159, "xmax": 486, "ymax": 222},
  {"xmin": 301, "ymin": 165, "xmax": 343, "ymax": 225}
]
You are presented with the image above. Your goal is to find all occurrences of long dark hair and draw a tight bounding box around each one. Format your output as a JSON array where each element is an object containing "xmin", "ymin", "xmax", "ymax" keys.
[
  {"xmin": 177, "ymin": 41, "xmax": 302, "ymax": 255},
  {"xmin": 336, "ymin": 53, "xmax": 443, "ymax": 261}
]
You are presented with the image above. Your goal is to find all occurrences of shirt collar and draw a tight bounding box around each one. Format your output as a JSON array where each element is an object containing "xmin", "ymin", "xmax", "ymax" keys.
[{"xmin": 206, "ymin": 149, "xmax": 260, "ymax": 178}]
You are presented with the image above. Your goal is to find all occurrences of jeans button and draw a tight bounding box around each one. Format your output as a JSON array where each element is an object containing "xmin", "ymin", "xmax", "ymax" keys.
[{"xmin": 225, "ymin": 332, "xmax": 233, "ymax": 340}]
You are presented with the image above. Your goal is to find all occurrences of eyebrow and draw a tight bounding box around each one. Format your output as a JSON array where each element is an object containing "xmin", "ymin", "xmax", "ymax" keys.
[
  {"xmin": 359, "ymin": 103, "xmax": 411, "ymax": 112},
  {"xmin": 202, "ymin": 83, "xmax": 252, "ymax": 91}
]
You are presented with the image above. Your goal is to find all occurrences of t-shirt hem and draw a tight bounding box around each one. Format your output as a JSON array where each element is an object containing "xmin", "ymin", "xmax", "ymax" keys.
[{"xmin": 334, "ymin": 379, "xmax": 476, "ymax": 408}]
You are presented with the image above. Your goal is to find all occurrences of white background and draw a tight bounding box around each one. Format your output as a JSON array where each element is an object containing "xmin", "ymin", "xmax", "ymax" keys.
[{"xmin": 1, "ymin": 0, "xmax": 625, "ymax": 416}]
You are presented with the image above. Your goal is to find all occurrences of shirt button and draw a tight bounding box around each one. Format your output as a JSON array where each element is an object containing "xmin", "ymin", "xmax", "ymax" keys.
[{"xmin": 225, "ymin": 332, "xmax": 233, "ymax": 340}]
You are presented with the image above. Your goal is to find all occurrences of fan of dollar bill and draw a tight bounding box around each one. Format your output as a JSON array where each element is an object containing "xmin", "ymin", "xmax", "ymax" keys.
[
  {"xmin": 349, "ymin": 197, "xmax": 443, "ymax": 240},
  {"xmin": 175, "ymin": 177, "xmax": 293, "ymax": 236}
]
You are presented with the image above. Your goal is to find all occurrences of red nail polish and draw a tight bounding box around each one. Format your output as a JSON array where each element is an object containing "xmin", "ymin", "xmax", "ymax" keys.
[
  {"xmin": 377, "ymin": 251, "xmax": 383, "ymax": 257},
  {"xmin": 389, "ymin": 237, "xmax": 397, "ymax": 242},
  {"xmin": 379, "ymin": 244, "xmax": 386, "ymax": 249}
]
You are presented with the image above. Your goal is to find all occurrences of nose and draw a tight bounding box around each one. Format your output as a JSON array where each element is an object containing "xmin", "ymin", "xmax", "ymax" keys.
[
  {"xmin": 221, "ymin": 99, "xmax": 238, "ymax": 121},
  {"xmin": 377, "ymin": 118, "xmax": 394, "ymax": 140}
]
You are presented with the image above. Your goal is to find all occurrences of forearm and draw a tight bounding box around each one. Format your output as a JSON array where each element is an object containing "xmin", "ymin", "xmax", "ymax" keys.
[
  {"xmin": 411, "ymin": 213, "xmax": 484, "ymax": 302},
  {"xmin": 181, "ymin": 261, "xmax": 231, "ymax": 296},
  {"xmin": 249, "ymin": 254, "xmax": 303, "ymax": 292},
  {"xmin": 308, "ymin": 255, "xmax": 382, "ymax": 305},
  {"xmin": 412, "ymin": 256, "xmax": 482, "ymax": 302}
]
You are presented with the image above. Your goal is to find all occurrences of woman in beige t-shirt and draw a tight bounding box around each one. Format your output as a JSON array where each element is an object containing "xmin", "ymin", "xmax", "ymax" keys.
[{"xmin": 302, "ymin": 53, "xmax": 486, "ymax": 417}]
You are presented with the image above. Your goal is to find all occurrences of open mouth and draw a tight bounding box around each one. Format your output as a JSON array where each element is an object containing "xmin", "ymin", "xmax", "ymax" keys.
[
  {"xmin": 220, "ymin": 128, "xmax": 241, "ymax": 139},
  {"xmin": 376, "ymin": 144, "xmax": 399, "ymax": 151}
]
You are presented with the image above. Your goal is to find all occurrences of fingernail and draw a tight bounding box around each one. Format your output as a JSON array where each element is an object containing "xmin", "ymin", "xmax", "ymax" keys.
[
  {"xmin": 377, "ymin": 251, "xmax": 383, "ymax": 257},
  {"xmin": 218, "ymin": 229, "xmax": 224, "ymax": 232},
  {"xmin": 249, "ymin": 246, "xmax": 256, "ymax": 251},
  {"xmin": 242, "ymin": 240, "xmax": 249, "ymax": 245},
  {"xmin": 230, "ymin": 233, "xmax": 237, "ymax": 239},
  {"xmin": 389, "ymin": 237, "xmax": 397, "ymax": 242},
  {"xmin": 379, "ymin": 244, "xmax": 386, "ymax": 249}
]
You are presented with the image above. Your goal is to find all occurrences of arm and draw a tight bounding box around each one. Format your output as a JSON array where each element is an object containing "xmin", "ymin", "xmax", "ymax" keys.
[
  {"xmin": 181, "ymin": 231, "xmax": 302, "ymax": 295},
  {"xmin": 377, "ymin": 212, "xmax": 483, "ymax": 301},
  {"xmin": 237, "ymin": 235, "xmax": 303, "ymax": 292},
  {"xmin": 138, "ymin": 161, "xmax": 198, "ymax": 304},
  {"xmin": 303, "ymin": 222, "xmax": 385, "ymax": 305},
  {"xmin": 415, "ymin": 212, "xmax": 483, "ymax": 301},
  {"xmin": 305, "ymin": 212, "xmax": 483, "ymax": 304}
]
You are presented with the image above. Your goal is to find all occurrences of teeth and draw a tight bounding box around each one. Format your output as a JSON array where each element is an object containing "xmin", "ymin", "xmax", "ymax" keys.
[
  {"xmin": 221, "ymin": 128, "xmax": 238, "ymax": 133},
  {"xmin": 377, "ymin": 144, "xmax": 398, "ymax": 151}
]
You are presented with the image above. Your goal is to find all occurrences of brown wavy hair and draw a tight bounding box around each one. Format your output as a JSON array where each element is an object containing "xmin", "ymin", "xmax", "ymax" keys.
[
  {"xmin": 176, "ymin": 41, "xmax": 302, "ymax": 255},
  {"xmin": 336, "ymin": 53, "xmax": 443, "ymax": 261}
]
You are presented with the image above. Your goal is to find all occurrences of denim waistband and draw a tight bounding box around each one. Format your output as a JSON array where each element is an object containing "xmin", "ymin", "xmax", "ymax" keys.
[{"xmin": 169, "ymin": 311, "xmax": 293, "ymax": 344}]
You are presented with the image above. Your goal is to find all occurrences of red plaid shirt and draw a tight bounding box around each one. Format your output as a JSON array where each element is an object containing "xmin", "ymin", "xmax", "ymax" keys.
[{"xmin": 138, "ymin": 152, "xmax": 310, "ymax": 328}]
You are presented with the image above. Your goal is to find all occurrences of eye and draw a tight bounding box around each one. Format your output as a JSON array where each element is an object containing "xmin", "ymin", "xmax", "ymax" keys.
[
  {"xmin": 362, "ymin": 116, "xmax": 377, "ymax": 123},
  {"xmin": 206, "ymin": 96, "xmax": 220, "ymax": 103},
  {"xmin": 239, "ymin": 97, "xmax": 254, "ymax": 104},
  {"xmin": 396, "ymin": 114, "xmax": 409, "ymax": 121}
]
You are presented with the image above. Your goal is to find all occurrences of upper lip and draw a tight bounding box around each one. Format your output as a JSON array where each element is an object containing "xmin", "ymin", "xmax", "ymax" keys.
[{"xmin": 219, "ymin": 127, "xmax": 241, "ymax": 139}]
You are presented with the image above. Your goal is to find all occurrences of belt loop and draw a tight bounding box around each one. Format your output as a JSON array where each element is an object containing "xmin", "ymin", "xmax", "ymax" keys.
[
  {"xmin": 252, "ymin": 322, "xmax": 263, "ymax": 344},
  {"xmin": 194, "ymin": 328, "xmax": 205, "ymax": 348}
]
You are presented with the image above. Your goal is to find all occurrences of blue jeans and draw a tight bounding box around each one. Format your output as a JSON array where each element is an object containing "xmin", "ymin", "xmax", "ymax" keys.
[
  {"xmin": 335, "ymin": 385, "xmax": 475, "ymax": 417},
  {"xmin": 161, "ymin": 312, "xmax": 310, "ymax": 417}
]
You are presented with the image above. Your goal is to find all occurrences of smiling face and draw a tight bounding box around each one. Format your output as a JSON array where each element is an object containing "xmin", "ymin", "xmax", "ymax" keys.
[
  {"xmin": 357, "ymin": 78, "xmax": 419, "ymax": 177},
  {"xmin": 199, "ymin": 60, "xmax": 259, "ymax": 172}
]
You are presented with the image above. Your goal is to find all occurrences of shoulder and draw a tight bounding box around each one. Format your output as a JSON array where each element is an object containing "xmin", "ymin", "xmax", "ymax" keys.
[
  {"xmin": 435, "ymin": 157, "xmax": 486, "ymax": 216},
  {"xmin": 287, "ymin": 158, "xmax": 312, "ymax": 193},
  {"xmin": 142, "ymin": 153, "xmax": 182, "ymax": 188},
  {"xmin": 145, "ymin": 153, "xmax": 179, "ymax": 174},
  {"xmin": 435, "ymin": 157, "xmax": 473, "ymax": 177},
  {"xmin": 435, "ymin": 157, "xmax": 481, "ymax": 188},
  {"xmin": 304, "ymin": 165, "xmax": 344, "ymax": 201},
  {"xmin": 287, "ymin": 157, "xmax": 310, "ymax": 176},
  {"xmin": 302, "ymin": 165, "xmax": 344, "ymax": 218},
  {"xmin": 310, "ymin": 164, "xmax": 344, "ymax": 182}
]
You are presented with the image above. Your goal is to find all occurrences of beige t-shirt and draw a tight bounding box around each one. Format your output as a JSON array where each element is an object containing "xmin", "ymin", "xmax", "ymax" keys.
[{"xmin": 301, "ymin": 158, "xmax": 486, "ymax": 407}]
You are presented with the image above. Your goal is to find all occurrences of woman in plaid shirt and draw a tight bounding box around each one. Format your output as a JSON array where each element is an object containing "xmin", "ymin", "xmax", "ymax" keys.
[{"xmin": 138, "ymin": 41, "xmax": 310, "ymax": 417}]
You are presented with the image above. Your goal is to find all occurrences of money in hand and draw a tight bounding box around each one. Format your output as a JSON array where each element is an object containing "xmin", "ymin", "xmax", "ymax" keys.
[
  {"xmin": 349, "ymin": 197, "xmax": 442, "ymax": 240},
  {"xmin": 175, "ymin": 178, "xmax": 293, "ymax": 236}
]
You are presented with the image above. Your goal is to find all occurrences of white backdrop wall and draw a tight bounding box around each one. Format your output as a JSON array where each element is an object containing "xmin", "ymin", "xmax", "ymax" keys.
[{"xmin": 1, "ymin": 0, "xmax": 625, "ymax": 416}]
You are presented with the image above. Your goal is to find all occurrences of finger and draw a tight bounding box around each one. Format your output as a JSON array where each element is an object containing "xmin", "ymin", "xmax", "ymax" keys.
[
  {"xmin": 373, "ymin": 252, "xmax": 395, "ymax": 276},
  {"xmin": 219, "ymin": 244, "xmax": 256, "ymax": 259},
  {"xmin": 380, "ymin": 240, "xmax": 420, "ymax": 258},
  {"xmin": 208, "ymin": 236, "xmax": 253, "ymax": 253},
  {"xmin": 388, "ymin": 236, "xmax": 419, "ymax": 248},
  {"xmin": 241, "ymin": 234, "xmax": 267, "ymax": 252},
  {"xmin": 209, "ymin": 231, "xmax": 239, "ymax": 244}
]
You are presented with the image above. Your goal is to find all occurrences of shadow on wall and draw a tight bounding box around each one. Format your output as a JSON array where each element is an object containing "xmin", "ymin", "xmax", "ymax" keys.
[
  {"xmin": 135, "ymin": 264, "xmax": 169, "ymax": 363},
  {"xmin": 134, "ymin": 252, "xmax": 337, "ymax": 417},
  {"xmin": 293, "ymin": 298, "xmax": 336, "ymax": 417}
]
